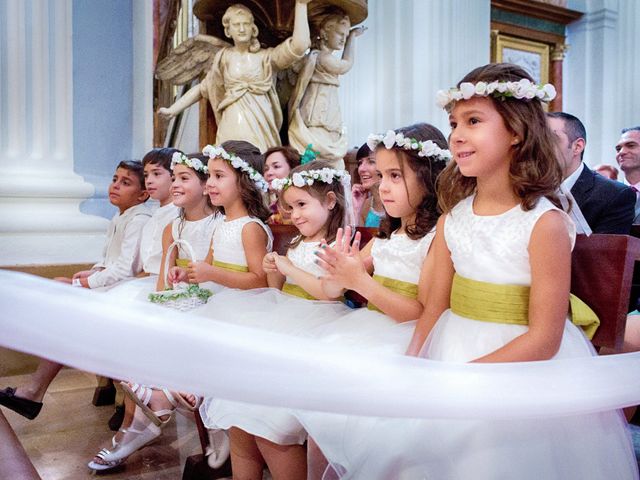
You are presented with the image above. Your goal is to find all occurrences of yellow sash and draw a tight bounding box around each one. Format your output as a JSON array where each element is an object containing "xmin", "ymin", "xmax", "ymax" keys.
[
  {"xmin": 450, "ymin": 274, "xmax": 599, "ymax": 339},
  {"xmin": 213, "ymin": 260, "xmax": 249, "ymax": 273},
  {"xmin": 367, "ymin": 274, "xmax": 418, "ymax": 313},
  {"xmin": 282, "ymin": 282, "xmax": 317, "ymax": 300},
  {"xmin": 175, "ymin": 258, "xmax": 190, "ymax": 268}
]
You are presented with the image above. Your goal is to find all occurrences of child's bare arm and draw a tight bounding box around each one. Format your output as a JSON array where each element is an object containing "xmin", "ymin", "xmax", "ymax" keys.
[{"xmin": 406, "ymin": 217, "xmax": 453, "ymax": 355}]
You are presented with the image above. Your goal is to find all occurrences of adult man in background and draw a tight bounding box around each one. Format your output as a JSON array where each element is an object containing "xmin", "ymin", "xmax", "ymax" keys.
[
  {"xmin": 547, "ymin": 112, "xmax": 635, "ymax": 234},
  {"xmin": 616, "ymin": 126, "xmax": 640, "ymax": 223}
]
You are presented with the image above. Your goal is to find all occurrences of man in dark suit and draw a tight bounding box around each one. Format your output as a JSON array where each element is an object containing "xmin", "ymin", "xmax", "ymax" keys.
[
  {"xmin": 547, "ymin": 112, "xmax": 635, "ymax": 234},
  {"xmin": 615, "ymin": 126, "xmax": 640, "ymax": 223}
]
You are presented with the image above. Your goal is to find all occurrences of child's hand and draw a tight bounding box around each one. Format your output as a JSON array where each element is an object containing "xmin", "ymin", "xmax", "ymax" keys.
[
  {"xmin": 187, "ymin": 261, "xmax": 212, "ymax": 284},
  {"xmin": 273, "ymin": 254, "xmax": 294, "ymax": 276},
  {"xmin": 167, "ymin": 266, "xmax": 187, "ymax": 285},
  {"xmin": 72, "ymin": 270, "xmax": 94, "ymax": 280},
  {"xmin": 351, "ymin": 184, "xmax": 367, "ymax": 214},
  {"xmin": 316, "ymin": 227, "xmax": 367, "ymax": 291},
  {"xmin": 263, "ymin": 252, "xmax": 279, "ymax": 274}
]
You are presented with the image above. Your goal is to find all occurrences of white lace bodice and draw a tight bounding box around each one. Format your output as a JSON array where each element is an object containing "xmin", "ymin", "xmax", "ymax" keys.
[
  {"xmin": 212, "ymin": 216, "xmax": 273, "ymax": 267},
  {"xmin": 171, "ymin": 214, "xmax": 219, "ymax": 261},
  {"xmin": 285, "ymin": 239, "xmax": 323, "ymax": 284},
  {"xmin": 371, "ymin": 231, "xmax": 435, "ymax": 284},
  {"xmin": 445, "ymin": 195, "xmax": 575, "ymax": 285}
]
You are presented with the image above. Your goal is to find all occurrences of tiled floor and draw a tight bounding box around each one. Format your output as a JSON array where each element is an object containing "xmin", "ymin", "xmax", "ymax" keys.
[{"xmin": 1, "ymin": 369, "xmax": 201, "ymax": 479}]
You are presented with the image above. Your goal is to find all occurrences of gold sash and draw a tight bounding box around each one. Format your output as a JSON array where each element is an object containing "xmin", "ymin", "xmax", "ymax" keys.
[
  {"xmin": 367, "ymin": 275, "xmax": 418, "ymax": 313},
  {"xmin": 450, "ymin": 273, "xmax": 599, "ymax": 339},
  {"xmin": 282, "ymin": 282, "xmax": 317, "ymax": 300},
  {"xmin": 175, "ymin": 258, "xmax": 190, "ymax": 268},
  {"xmin": 213, "ymin": 260, "xmax": 249, "ymax": 273}
]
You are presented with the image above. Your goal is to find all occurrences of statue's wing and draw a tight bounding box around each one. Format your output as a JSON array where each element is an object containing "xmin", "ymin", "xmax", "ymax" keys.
[
  {"xmin": 276, "ymin": 55, "xmax": 308, "ymax": 109},
  {"xmin": 155, "ymin": 34, "xmax": 231, "ymax": 85}
]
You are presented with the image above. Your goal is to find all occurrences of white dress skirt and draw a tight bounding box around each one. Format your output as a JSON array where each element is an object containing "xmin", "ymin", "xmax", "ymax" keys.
[
  {"xmin": 198, "ymin": 232, "xmax": 435, "ymax": 445},
  {"xmin": 298, "ymin": 196, "xmax": 638, "ymax": 480}
]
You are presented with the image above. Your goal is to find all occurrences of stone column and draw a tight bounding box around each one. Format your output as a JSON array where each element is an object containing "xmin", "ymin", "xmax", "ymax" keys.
[
  {"xmin": 549, "ymin": 43, "xmax": 568, "ymax": 112},
  {"xmin": 0, "ymin": 0, "xmax": 108, "ymax": 266}
]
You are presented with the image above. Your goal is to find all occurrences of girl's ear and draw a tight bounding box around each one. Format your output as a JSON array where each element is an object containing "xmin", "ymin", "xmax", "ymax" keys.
[{"xmin": 325, "ymin": 191, "xmax": 337, "ymax": 210}]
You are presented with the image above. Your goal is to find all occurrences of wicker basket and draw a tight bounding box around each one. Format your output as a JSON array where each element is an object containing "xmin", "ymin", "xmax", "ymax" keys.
[{"xmin": 148, "ymin": 239, "xmax": 213, "ymax": 311}]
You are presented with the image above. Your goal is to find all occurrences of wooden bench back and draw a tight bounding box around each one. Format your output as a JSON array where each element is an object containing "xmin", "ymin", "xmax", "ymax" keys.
[{"xmin": 571, "ymin": 234, "xmax": 640, "ymax": 350}]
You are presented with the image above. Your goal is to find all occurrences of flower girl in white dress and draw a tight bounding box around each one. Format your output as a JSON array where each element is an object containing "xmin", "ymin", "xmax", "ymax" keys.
[
  {"xmin": 199, "ymin": 159, "xmax": 351, "ymax": 479},
  {"xmin": 307, "ymin": 63, "xmax": 638, "ymax": 479}
]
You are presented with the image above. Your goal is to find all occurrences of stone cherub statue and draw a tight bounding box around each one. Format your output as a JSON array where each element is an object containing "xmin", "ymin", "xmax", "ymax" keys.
[
  {"xmin": 288, "ymin": 11, "xmax": 365, "ymax": 169},
  {"xmin": 157, "ymin": 0, "xmax": 313, "ymax": 152}
]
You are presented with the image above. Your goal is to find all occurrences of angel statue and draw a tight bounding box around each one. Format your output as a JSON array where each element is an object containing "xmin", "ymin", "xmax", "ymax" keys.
[
  {"xmin": 288, "ymin": 11, "xmax": 365, "ymax": 169},
  {"xmin": 157, "ymin": 0, "xmax": 312, "ymax": 152}
]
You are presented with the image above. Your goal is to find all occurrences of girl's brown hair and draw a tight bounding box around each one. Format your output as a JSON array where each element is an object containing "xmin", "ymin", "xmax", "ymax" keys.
[
  {"xmin": 215, "ymin": 140, "xmax": 270, "ymax": 222},
  {"xmin": 437, "ymin": 63, "xmax": 563, "ymax": 213},
  {"xmin": 279, "ymin": 160, "xmax": 347, "ymax": 249},
  {"xmin": 376, "ymin": 123, "xmax": 448, "ymax": 241}
]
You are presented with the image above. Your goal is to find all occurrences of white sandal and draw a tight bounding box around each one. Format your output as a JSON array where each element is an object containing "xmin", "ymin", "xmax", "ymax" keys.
[
  {"xmin": 87, "ymin": 407, "xmax": 161, "ymax": 471},
  {"xmin": 121, "ymin": 383, "xmax": 177, "ymax": 427},
  {"xmin": 122, "ymin": 382, "xmax": 201, "ymax": 423}
]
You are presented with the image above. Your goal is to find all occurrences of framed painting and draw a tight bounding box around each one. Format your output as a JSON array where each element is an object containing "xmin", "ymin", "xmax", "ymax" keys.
[{"xmin": 493, "ymin": 34, "xmax": 550, "ymax": 85}]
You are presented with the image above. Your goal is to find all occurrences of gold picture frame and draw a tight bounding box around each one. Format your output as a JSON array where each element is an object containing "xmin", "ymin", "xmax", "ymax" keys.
[{"xmin": 492, "ymin": 34, "xmax": 550, "ymax": 85}]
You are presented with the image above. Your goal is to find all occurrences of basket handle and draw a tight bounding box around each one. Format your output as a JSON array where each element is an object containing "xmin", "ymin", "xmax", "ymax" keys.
[{"xmin": 163, "ymin": 238, "xmax": 199, "ymax": 289}]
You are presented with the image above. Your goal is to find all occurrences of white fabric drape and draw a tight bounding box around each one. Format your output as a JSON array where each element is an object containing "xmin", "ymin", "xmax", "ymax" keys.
[{"xmin": 1, "ymin": 270, "xmax": 639, "ymax": 420}]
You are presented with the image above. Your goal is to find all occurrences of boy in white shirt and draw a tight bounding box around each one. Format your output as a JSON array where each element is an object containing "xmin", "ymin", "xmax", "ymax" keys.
[{"xmin": 0, "ymin": 160, "xmax": 151, "ymax": 419}]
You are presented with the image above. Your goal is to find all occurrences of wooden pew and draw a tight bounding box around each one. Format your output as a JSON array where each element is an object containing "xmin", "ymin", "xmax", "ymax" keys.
[{"xmin": 572, "ymin": 234, "xmax": 640, "ymax": 351}]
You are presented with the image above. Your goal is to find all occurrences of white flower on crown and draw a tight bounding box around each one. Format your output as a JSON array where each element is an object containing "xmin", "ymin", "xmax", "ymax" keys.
[
  {"xmin": 435, "ymin": 78, "xmax": 557, "ymax": 109},
  {"xmin": 291, "ymin": 172, "xmax": 306, "ymax": 188},
  {"xmin": 271, "ymin": 168, "xmax": 351, "ymax": 192},
  {"xmin": 171, "ymin": 152, "xmax": 208, "ymax": 174},
  {"xmin": 366, "ymin": 130, "xmax": 452, "ymax": 163},
  {"xmin": 202, "ymin": 144, "xmax": 268, "ymax": 192}
]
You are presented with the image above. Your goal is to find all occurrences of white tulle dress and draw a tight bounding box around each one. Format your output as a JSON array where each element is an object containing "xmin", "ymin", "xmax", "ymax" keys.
[
  {"xmin": 301, "ymin": 195, "xmax": 638, "ymax": 480},
  {"xmin": 198, "ymin": 231, "xmax": 435, "ymax": 445},
  {"xmin": 198, "ymin": 238, "xmax": 348, "ymax": 445}
]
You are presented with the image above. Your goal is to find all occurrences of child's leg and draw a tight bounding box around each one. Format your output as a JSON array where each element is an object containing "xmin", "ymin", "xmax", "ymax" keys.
[
  {"xmin": 256, "ymin": 436, "xmax": 306, "ymax": 480},
  {"xmin": 15, "ymin": 359, "xmax": 62, "ymax": 402},
  {"xmin": 307, "ymin": 437, "xmax": 330, "ymax": 480},
  {"xmin": 229, "ymin": 427, "xmax": 265, "ymax": 480}
]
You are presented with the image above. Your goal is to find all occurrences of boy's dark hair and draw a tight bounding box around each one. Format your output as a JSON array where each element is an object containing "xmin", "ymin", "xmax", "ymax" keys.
[
  {"xmin": 142, "ymin": 147, "xmax": 181, "ymax": 171},
  {"xmin": 117, "ymin": 160, "xmax": 145, "ymax": 190}
]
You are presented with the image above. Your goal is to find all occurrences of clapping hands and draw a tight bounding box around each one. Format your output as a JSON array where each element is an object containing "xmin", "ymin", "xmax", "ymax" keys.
[{"xmin": 315, "ymin": 226, "xmax": 370, "ymax": 291}]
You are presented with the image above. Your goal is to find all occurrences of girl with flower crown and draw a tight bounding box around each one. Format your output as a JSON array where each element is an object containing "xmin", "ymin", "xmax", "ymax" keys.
[
  {"xmin": 307, "ymin": 63, "xmax": 637, "ymax": 479},
  {"xmin": 89, "ymin": 151, "xmax": 219, "ymax": 471},
  {"xmin": 194, "ymin": 159, "xmax": 351, "ymax": 478}
]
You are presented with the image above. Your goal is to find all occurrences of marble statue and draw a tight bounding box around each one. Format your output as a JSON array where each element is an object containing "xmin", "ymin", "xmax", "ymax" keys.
[
  {"xmin": 288, "ymin": 11, "xmax": 365, "ymax": 169},
  {"xmin": 157, "ymin": 0, "xmax": 312, "ymax": 152}
]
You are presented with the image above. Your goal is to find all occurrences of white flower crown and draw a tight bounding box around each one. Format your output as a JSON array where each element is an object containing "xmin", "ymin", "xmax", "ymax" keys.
[
  {"xmin": 202, "ymin": 144, "xmax": 269, "ymax": 193},
  {"xmin": 366, "ymin": 130, "xmax": 452, "ymax": 163},
  {"xmin": 171, "ymin": 152, "xmax": 208, "ymax": 174},
  {"xmin": 271, "ymin": 168, "xmax": 351, "ymax": 192},
  {"xmin": 436, "ymin": 79, "xmax": 557, "ymax": 110}
]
